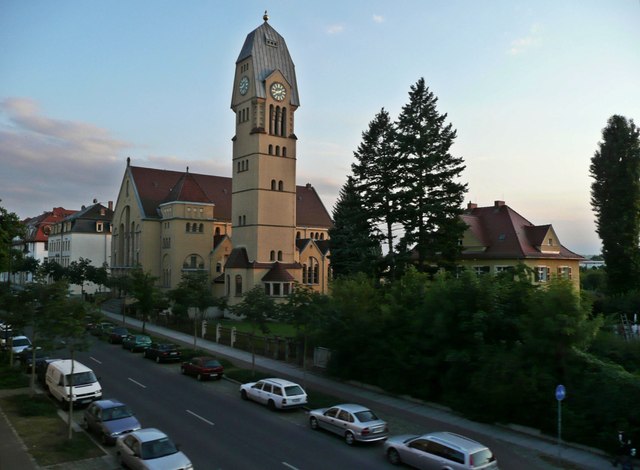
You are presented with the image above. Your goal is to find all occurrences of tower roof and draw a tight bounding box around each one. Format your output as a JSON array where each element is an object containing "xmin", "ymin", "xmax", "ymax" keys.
[{"xmin": 236, "ymin": 18, "xmax": 300, "ymax": 106}]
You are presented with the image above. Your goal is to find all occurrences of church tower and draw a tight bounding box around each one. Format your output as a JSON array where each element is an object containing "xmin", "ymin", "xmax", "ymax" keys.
[{"xmin": 227, "ymin": 12, "xmax": 301, "ymax": 300}]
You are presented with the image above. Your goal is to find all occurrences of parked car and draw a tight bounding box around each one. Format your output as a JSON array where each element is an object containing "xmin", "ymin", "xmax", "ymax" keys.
[
  {"xmin": 107, "ymin": 327, "xmax": 129, "ymax": 344},
  {"xmin": 89, "ymin": 322, "xmax": 115, "ymax": 337},
  {"xmin": 122, "ymin": 334, "xmax": 152, "ymax": 352},
  {"xmin": 308, "ymin": 403, "xmax": 389, "ymax": 445},
  {"xmin": 83, "ymin": 399, "xmax": 141, "ymax": 445},
  {"xmin": 16, "ymin": 347, "xmax": 51, "ymax": 371},
  {"xmin": 45, "ymin": 359, "xmax": 102, "ymax": 409},
  {"xmin": 384, "ymin": 431, "xmax": 499, "ymax": 469},
  {"xmin": 36, "ymin": 358, "xmax": 63, "ymax": 386},
  {"xmin": 240, "ymin": 377, "xmax": 307, "ymax": 410},
  {"xmin": 144, "ymin": 343, "xmax": 181, "ymax": 363},
  {"xmin": 180, "ymin": 356, "xmax": 224, "ymax": 381},
  {"xmin": 0, "ymin": 322, "xmax": 13, "ymax": 348},
  {"xmin": 115, "ymin": 428, "xmax": 193, "ymax": 470},
  {"xmin": 8, "ymin": 335, "xmax": 31, "ymax": 354}
]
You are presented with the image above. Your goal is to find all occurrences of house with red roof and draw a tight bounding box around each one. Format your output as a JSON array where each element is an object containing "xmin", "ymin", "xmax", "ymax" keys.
[{"xmin": 458, "ymin": 200, "xmax": 582, "ymax": 290}]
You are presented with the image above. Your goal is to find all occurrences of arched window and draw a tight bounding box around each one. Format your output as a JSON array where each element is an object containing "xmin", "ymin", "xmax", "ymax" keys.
[
  {"xmin": 186, "ymin": 223, "xmax": 190, "ymax": 232},
  {"xmin": 275, "ymin": 146, "xmax": 280, "ymax": 156},
  {"xmin": 235, "ymin": 275, "xmax": 243, "ymax": 296},
  {"xmin": 282, "ymin": 147, "xmax": 287, "ymax": 157},
  {"xmin": 278, "ymin": 181, "xmax": 283, "ymax": 191},
  {"xmin": 238, "ymin": 216, "xmax": 242, "ymax": 226},
  {"xmin": 271, "ymin": 180, "xmax": 276, "ymax": 190},
  {"xmin": 277, "ymin": 250, "xmax": 283, "ymax": 261},
  {"xmin": 320, "ymin": 233, "xmax": 324, "ymax": 240},
  {"xmin": 281, "ymin": 107, "xmax": 287, "ymax": 136},
  {"xmin": 215, "ymin": 227, "xmax": 221, "ymax": 236},
  {"xmin": 237, "ymin": 161, "xmax": 241, "ymax": 173},
  {"xmin": 242, "ymin": 215, "xmax": 246, "ymax": 225},
  {"xmin": 199, "ymin": 223, "xmax": 204, "ymax": 232},
  {"xmin": 275, "ymin": 106, "xmax": 281, "ymax": 136},
  {"xmin": 302, "ymin": 264, "xmax": 307, "ymax": 284},
  {"xmin": 268, "ymin": 144, "xmax": 273, "ymax": 155},
  {"xmin": 296, "ymin": 231, "xmax": 301, "ymax": 239},
  {"xmin": 269, "ymin": 104, "xmax": 275, "ymax": 135},
  {"xmin": 270, "ymin": 250, "xmax": 275, "ymax": 261},
  {"xmin": 314, "ymin": 263, "xmax": 319, "ymax": 284}
]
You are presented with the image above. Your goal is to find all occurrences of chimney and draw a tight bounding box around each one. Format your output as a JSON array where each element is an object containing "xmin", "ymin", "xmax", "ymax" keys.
[
  {"xmin": 494, "ymin": 200, "xmax": 505, "ymax": 207},
  {"xmin": 467, "ymin": 202, "xmax": 477, "ymax": 210},
  {"xmin": 108, "ymin": 201, "xmax": 113, "ymax": 211},
  {"xmin": 305, "ymin": 183, "xmax": 312, "ymax": 189}
]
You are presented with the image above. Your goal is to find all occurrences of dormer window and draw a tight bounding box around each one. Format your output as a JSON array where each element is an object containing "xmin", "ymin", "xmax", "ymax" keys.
[{"xmin": 265, "ymin": 33, "xmax": 278, "ymax": 47}]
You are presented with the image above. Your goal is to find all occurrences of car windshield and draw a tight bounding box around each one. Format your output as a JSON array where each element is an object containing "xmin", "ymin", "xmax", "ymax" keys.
[
  {"xmin": 141, "ymin": 437, "xmax": 178, "ymax": 460},
  {"xmin": 136, "ymin": 336, "xmax": 151, "ymax": 342},
  {"xmin": 64, "ymin": 371, "xmax": 97, "ymax": 386},
  {"xmin": 471, "ymin": 449, "xmax": 495, "ymax": 466},
  {"xmin": 103, "ymin": 405, "xmax": 133, "ymax": 421},
  {"xmin": 13, "ymin": 338, "xmax": 30, "ymax": 346},
  {"xmin": 203, "ymin": 360, "xmax": 221, "ymax": 367},
  {"xmin": 284, "ymin": 385, "xmax": 304, "ymax": 396},
  {"xmin": 159, "ymin": 344, "xmax": 175, "ymax": 350},
  {"xmin": 354, "ymin": 410, "xmax": 378, "ymax": 422}
]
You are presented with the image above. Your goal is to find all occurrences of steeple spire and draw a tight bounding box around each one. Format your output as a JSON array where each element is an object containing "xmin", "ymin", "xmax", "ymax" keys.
[{"xmin": 263, "ymin": 10, "xmax": 269, "ymax": 22}]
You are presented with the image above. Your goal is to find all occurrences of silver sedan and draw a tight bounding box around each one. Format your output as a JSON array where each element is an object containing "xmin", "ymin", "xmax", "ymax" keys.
[{"xmin": 308, "ymin": 403, "xmax": 389, "ymax": 445}]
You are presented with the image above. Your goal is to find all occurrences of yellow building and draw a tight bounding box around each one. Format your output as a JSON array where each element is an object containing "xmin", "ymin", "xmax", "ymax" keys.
[
  {"xmin": 111, "ymin": 15, "xmax": 332, "ymax": 303},
  {"xmin": 458, "ymin": 201, "xmax": 582, "ymax": 290}
]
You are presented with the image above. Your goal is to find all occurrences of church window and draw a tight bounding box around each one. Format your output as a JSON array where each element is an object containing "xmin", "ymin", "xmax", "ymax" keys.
[
  {"xmin": 270, "ymin": 250, "xmax": 275, "ymax": 261},
  {"xmin": 283, "ymin": 283, "xmax": 290, "ymax": 295},
  {"xmin": 269, "ymin": 105, "xmax": 275, "ymax": 134},
  {"xmin": 277, "ymin": 251, "xmax": 282, "ymax": 261},
  {"xmin": 199, "ymin": 223, "xmax": 204, "ymax": 232},
  {"xmin": 242, "ymin": 215, "xmax": 246, "ymax": 225},
  {"xmin": 238, "ymin": 216, "xmax": 242, "ymax": 226},
  {"xmin": 296, "ymin": 231, "xmax": 300, "ymax": 239},
  {"xmin": 314, "ymin": 264, "xmax": 319, "ymax": 284},
  {"xmin": 186, "ymin": 223, "xmax": 190, "ymax": 232},
  {"xmin": 276, "ymin": 146, "xmax": 280, "ymax": 156},
  {"xmin": 281, "ymin": 107, "xmax": 286, "ymax": 136},
  {"xmin": 302, "ymin": 264, "xmax": 307, "ymax": 284},
  {"xmin": 245, "ymin": 159, "xmax": 249, "ymax": 170},
  {"xmin": 271, "ymin": 180, "xmax": 276, "ymax": 190},
  {"xmin": 275, "ymin": 107, "xmax": 281, "ymax": 135},
  {"xmin": 216, "ymin": 262, "xmax": 222, "ymax": 273},
  {"xmin": 235, "ymin": 275, "xmax": 243, "ymax": 296},
  {"xmin": 282, "ymin": 147, "xmax": 287, "ymax": 157},
  {"xmin": 320, "ymin": 233, "xmax": 324, "ymax": 240},
  {"xmin": 215, "ymin": 227, "xmax": 221, "ymax": 236},
  {"xmin": 268, "ymin": 144, "xmax": 273, "ymax": 155},
  {"xmin": 278, "ymin": 181, "xmax": 283, "ymax": 191},
  {"xmin": 273, "ymin": 283, "xmax": 281, "ymax": 296}
]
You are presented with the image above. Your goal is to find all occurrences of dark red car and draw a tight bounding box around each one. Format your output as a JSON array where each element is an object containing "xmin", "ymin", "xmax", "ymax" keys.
[
  {"xmin": 180, "ymin": 356, "xmax": 224, "ymax": 381},
  {"xmin": 107, "ymin": 327, "xmax": 129, "ymax": 344}
]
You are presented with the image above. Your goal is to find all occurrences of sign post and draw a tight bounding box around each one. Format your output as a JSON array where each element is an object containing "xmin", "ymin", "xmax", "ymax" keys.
[{"xmin": 555, "ymin": 384, "xmax": 566, "ymax": 458}]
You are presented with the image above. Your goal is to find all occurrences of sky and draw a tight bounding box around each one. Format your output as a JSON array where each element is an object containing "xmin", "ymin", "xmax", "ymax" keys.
[{"xmin": 1, "ymin": 1, "xmax": 639, "ymax": 256}]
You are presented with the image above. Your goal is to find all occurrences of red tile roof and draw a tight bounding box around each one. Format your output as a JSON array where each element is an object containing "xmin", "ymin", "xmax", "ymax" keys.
[
  {"xmin": 460, "ymin": 202, "xmax": 582, "ymax": 260},
  {"xmin": 23, "ymin": 207, "xmax": 77, "ymax": 242},
  {"xmin": 130, "ymin": 166, "xmax": 332, "ymax": 228},
  {"xmin": 261, "ymin": 262, "xmax": 296, "ymax": 282}
]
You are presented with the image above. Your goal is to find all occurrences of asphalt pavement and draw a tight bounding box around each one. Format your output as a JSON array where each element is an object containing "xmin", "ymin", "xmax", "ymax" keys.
[{"xmin": 0, "ymin": 301, "xmax": 622, "ymax": 469}]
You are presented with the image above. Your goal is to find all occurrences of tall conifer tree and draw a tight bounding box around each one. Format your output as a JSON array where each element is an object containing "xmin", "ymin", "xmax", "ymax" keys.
[
  {"xmin": 394, "ymin": 78, "xmax": 467, "ymax": 271},
  {"xmin": 590, "ymin": 115, "xmax": 640, "ymax": 294},
  {"xmin": 329, "ymin": 177, "xmax": 381, "ymax": 278}
]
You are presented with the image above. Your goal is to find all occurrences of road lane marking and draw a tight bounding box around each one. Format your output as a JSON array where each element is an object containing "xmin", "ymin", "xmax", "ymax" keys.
[
  {"xmin": 282, "ymin": 463, "xmax": 299, "ymax": 470},
  {"xmin": 89, "ymin": 357, "xmax": 102, "ymax": 364},
  {"xmin": 127, "ymin": 378, "xmax": 146, "ymax": 388},
  {"xmin": 186, "ymin": 409, "xmax": 214, "ymax": 426}
]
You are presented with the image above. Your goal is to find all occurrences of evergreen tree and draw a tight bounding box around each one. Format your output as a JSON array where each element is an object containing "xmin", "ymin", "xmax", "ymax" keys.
[
  {"xmin": 590, "ymin": 115, "xmax": 640, "ymax": 294},
  {"xmin": 351, "ymin": 109, "xmax": 401, "ymax": 275},
  {"xmin": 329, "ymin": 176, "xmax": 381, "ymax": 278},
  {"xmin": 395, "ymin": 78, "xmax": 467, "ymax": 271}
]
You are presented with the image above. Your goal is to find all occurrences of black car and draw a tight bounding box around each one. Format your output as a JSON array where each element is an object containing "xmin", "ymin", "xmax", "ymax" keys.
[
  {"xmin": 107, "ymin": 327, "xmax": 129, "ymax": 344},
  {"xmin": 143, "ymin": 343, "xmax": 181, "ymax": 363},
  {"xmin": 16, "ymin": 347, "xmax": 50, "ymax": 371}
]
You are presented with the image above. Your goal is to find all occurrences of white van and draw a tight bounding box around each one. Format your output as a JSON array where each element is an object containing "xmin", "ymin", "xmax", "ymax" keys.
[{"xmin": 45, "ymin": 360, "xmax": 102, "ymax": 408}]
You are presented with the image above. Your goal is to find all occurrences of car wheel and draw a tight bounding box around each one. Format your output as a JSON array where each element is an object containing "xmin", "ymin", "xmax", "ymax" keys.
[
  {"xmin": 241, "ymin": 389, "xmax": 248, "ymax": 400},
  {"xmin": 344, "ymin": 431, "xmax": 355, "ymax": 446},
  {"xmin": 267, "ymin": 400, "xmax": 276, "ymax": 411},
  {"xmin": 310, "ymin": 417, "xmax": 319, "ymax": 430},
  {"xmin": 155, "ymin": 356, "xmax": 161, "ymax": 364},
  {"xmin": 387, "ymin": 448, "xmax": 401, "ymax": 465}
]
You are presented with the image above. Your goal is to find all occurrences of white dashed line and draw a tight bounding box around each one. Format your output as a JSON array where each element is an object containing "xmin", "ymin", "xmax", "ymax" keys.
[
  {"xmin": 186, "ymin": 409, "xmax": 215, "ymax": 426},
  {"xmin": 282, "ymin": 462, "xmax": 299, "ymax": 470},
  {"xmin": 127, "ymin": 378, "xmax": 146, "ymax": 388},
  {"xmin": 89, "ymin": 356, "xmax": 102, "ymax": 364}
]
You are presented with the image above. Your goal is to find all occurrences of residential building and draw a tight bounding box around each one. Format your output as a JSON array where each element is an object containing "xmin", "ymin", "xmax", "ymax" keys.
[
  {"xmin": 48, "ymin": 202, "xmax": 113, "ymax": 295},
  {"xmin": 110, "ymin": 14, "xmax": 332, "ymax": 303},
  {"xmin": 458, "ymin": 200, "xmax": 582, "ymax": 290}
]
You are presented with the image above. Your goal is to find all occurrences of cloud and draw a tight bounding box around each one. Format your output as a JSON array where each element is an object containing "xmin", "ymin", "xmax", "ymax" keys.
[
  {"xmin": 326, "ymin": 24, "xmax": 345, "ymax": 35},
  {"xmin": 508, "ymin": 23, "xmax": 542, "ymax": 56},
  {"xmin": 372, "ymin": 14, "xmax": 384, "ymax": 24},
  {"xmin": 0, "ymin": 97, "xmax": 131, "ymax": 217}
]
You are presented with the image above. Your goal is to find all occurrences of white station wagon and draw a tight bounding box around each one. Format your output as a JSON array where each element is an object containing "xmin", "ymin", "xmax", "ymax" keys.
[{"xmin": 240, "ymin": 378, "xmax": 308, "ymax": 410}]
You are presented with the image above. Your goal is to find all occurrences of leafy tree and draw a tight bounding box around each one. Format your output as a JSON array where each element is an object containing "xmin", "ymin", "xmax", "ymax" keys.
[
  {"xmin": 125, "ymin": 268, "xmax": 161, "ymax": 334},
  {"xmin": 590, "ymin": 115, "xmax": 640, "ymax": 294},
  {"xmin": 85, "ymin": 263, "xmax": 109, "ymax": 293},
  {"xmin": 41, "ymin": 258, "xmax": 68, "ymax": 282},
  {"xmin": 230, "ymin": 287, "xmax": 275, "ymax": 375},
  {"xmin": 394, "ymin": 78, "xmax": 467, "ymax": 272},
  {"xmin": 169, "ymin": 272, "xmax": 217, "ymax": 349},
  {"xmin": 351, "ymin": 109, "xmax": 401, "ymax": 276},
  {"xmin": 67, "ymin": 257, "xmax": 91, "ymax": 297},
  {"xmin": 329, "ymin": 177, "xmax": 381, "ymax": 278},
  {"xmin": 0, "ymin": 202, "xmax": 25, "ymax": 282}
]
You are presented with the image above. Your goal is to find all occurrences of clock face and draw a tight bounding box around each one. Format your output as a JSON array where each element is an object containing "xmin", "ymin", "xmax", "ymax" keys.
[
  {"xmin": 239, "ymin": 76, "xmax": 249, "ymax": 95},
  {"xmin": 270, "ymin": 82, "xmax": 286, "ymax": 101}
]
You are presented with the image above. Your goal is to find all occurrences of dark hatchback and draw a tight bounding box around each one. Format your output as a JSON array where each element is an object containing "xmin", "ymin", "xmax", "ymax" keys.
[
  {"xmin": 108, "ymin": 327, "xmax": 129, "ymax": 344},
  {"xmin": 143, "ymin": 343, "xmax": 181, "ymax": 363},
  {"xmin": 180, "ymin": 356, "xmax": 224, "ymax": 381}
]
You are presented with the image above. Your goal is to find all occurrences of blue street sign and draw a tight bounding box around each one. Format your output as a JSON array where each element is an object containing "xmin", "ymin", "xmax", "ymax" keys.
[{"xmin": 555, "ymin": 384, "xmax": 566, "ymax": 401}]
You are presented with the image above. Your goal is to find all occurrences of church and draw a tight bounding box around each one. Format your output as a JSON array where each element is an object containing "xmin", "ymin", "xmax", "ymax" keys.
[{"xmin": 110, "ymin": 14, "xmax": 333, "ymax": 304}]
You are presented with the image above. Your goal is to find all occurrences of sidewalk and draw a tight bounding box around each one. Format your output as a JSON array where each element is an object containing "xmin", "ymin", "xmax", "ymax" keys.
[{"xmin": 101, "ymin": 307, "xmax": 614, "ymax": 470}]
